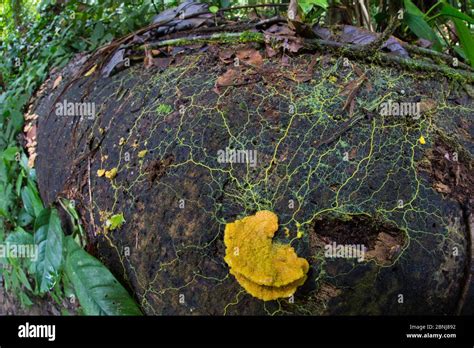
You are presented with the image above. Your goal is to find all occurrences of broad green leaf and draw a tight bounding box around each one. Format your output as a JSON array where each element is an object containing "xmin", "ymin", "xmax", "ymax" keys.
[
  {"xmin": 452, "ymin": 18, "xmax": 474, "ymax": 68},
  {"xmin": 1, "ymin": 147, "xmax": 19, "ymax": 161},
  {"xmin": 6, "ymin": 226, "xmax": 34, "ymax": 246},
  {"xmin": 64, "ymin": 237, "xmax": 142, "ymax": 315},
  {"xmin": 91, "ymin": 22, "xmax": 105, "ymax": 43},
  {"xmin": 438, "ymin": 3, "xmax": 474, "ymax": 24},
  {"xmin": 21, "ymin": 181, "xmax": 43, "ymax": 218},
  {"xmin": 209, "ymin": 6, "xmax": 219, "ymax": 14},
  {"xmin": 299, "ymin": 0, "xmax": 328, "ymax": 15},
  {"xmin": 18, "ymin": 209, "xmax": 34, "ymax": 227},
  {"xmin": 404, "ymin": 0, "xmax": 424, "ymax": 17},
  {"xmin": 34, "ymin": 208, "xmax": 64, "ymax": 293},
  {"xmin": 404, "ymin": 12, "xmax": 443, "ymax": 51}
]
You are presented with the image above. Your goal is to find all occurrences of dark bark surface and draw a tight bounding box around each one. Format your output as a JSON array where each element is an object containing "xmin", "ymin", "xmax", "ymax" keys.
[{"xmin": 34, "ymin": 42, "xmax": 473, "ymax": 315}]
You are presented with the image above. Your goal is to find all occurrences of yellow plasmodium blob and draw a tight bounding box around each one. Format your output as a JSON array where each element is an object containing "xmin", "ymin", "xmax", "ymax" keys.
[{"xmin": 224, "ymin": 210, "xmax": 309, "ymax": 301}]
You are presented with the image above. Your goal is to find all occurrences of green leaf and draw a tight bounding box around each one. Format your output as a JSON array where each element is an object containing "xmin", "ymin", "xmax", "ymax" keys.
[
  {"xmin": 34, "ymin": 208, "xmax": 64, "ymax": 294},
  {"xmin": 209, "ymin": 6, "xmax": 219, "ymax": 14},
  {"xmin": 91, "ymin": 22, "xmax": 105, "ymax": 43},
  {"xmin": 404, "ymin": 0, "xmax": 424, "ymax": 17},
  {"xmin": 6, "ymin": 227, "xmax": 34, "ymax": 246},
  {"xmin": 438, "ymin": 3, "xmax": 474, "ymax": 25},
  {"xmin": 64, "ymin": 237, "xmax": 142, "ymax": 315},
  {"xmin": 299, "ymin": 0, "xmax": 328, "ymax": 15},
  {"xmin": 21, "ymin": 181, "xmax": 43, "ymax": 218},
  {"xmin": 18, "ymin": 209, "xmax": 34, "ymax": 227},
  {"xmin": 452, "ymin": 18, "xmax": 474, "ymax": 68},
  {"xmin": 404, "ymin": 12, "xmax": 443, "ymax": 51},
  {"xmin": 403, "ymin": 0, "xmax": 442, "ymax": 51},
  {"xmin": 107, "ymin": 213, "xmax": 125, "ymax": 230},
  {"xmin": 2, "ymin": 147, "xmax": 19, "ymax": 161}
]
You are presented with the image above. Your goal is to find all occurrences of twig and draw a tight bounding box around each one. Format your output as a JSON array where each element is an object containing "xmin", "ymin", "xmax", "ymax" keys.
[
  {"xmin": 305, "ymin": 38, "xmax": 474, "ymax": 83},
  {"xmin": 362, "ymin": 16, "xmax": 400, "ymax": 54},
  {"xmin": 401, "ymin": 42, "xmax": 474, "ymax": 71},
  {"xmin": 132, "ymin": 31, "xmax": 474, "ymax": 83},
  {"xmin": 218, "ymin": 4, "xmax": 288, "ymax": 13}
]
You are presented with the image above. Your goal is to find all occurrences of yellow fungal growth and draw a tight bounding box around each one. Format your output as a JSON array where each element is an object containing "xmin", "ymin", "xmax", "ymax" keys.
[
  {"xmin": 138, "ymin": 149, "xmax": 147, "ymax": 158},
  {"xmin": 419, "ymin": 135, "xmax": 426, "ymax": 145},
  {"xmin": 105, "ymin": 167, "xmax": 117, "ymax": 180},
  {"xmin": 97, "ymin": 169, "xmax": 105, "ymax": 177},
  {"xmin": 224, "ymin": 210, "xmax": 309, "ymax": 301}
]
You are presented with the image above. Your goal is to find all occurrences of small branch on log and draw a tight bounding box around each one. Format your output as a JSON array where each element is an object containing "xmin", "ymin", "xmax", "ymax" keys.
[
  {"xmin": 133, "ymin": 31, "xmax": 474, "ymax": 83},
  {"xmin": 361, "ymin": 16, "xmax": 400, "ymax": 54},
  {"xmin": 218, "ymin": 4, "xmax": 288, "ymax": 14},
  {"xmin": 401, "ymin": 43, "xmax": 474, "ymax": 72},
  {"xmin": 305, "ymin": 38, "xmax": 474, "ymax": 83}
]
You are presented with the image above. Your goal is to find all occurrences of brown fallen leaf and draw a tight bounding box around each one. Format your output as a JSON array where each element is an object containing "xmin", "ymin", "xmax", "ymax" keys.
[
  {"xmin": 264, "ymin": 23, "xmax": 305, "ymax": 54},
  {"xmin": 340, "ymin": 71, "xmax": 367, "ymax": 115},
  {"xmin": 216, "ymin": 68, "xmax": 239, "ymax": 87},
  {"xmin": 219, "ymin": 49, "xmax": 234, "ymax": 64},
  {"xmin": 265, "ymin": 45, "xmax": 278, "ymax": 58},
  {"xmin": 52, "ymin": 75, "xmax": 62, "ymax": 89},
  {"xmin": 236, "ymin": 48, "xmax": 263, "ymax": 67},
  {"xmin": 144, "ymin": 46, "xmax": 154, "ymax": 69}
]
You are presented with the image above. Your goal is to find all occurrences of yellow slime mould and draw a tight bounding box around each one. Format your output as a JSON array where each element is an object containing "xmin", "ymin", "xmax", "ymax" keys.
[
  {"xmin": 224, "ymin": 210, "xmax": 309, "ymax": 301},
  {"xmin": 105, "ymin": 167, "xmax": 117, "ymax": 180}
]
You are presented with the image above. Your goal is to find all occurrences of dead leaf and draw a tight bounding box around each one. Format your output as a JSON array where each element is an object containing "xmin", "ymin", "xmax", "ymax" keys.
[
  {"xmin": 144, "ymin": 47, "xmax": 154, "ymax": 69},
  {"xmin": 219, "ymin": 49, "xmax": 234, "ymax": 64},
  {"xmin": 265, "ymin": 45, "xmax": 278, "ymax": 58},
  {"xmin": 216, "ymin": 68, "xmax": 239, "ymax": 87},
  {"xmin": 101, "ymin": 49, "xmax": 125, "ymax": 77},
  {"xmin": 341, "ymin": 25, "xmax": 409, "ymax": 57},
  {"xmin": 84, "ymin": 65, "xmax": 97, "ymax": 77},
  {"xmin": 340, "ymin": 72, "xmax": 367, "ymax": 115},
  {"xmin": 52, "ymin": 75, "xmax": 62, "ymax": 89},
  {"xmin": 236, "ymin": 48, "xmax": 263, "ymax": 67},
  {"xmin": 286, "ymin": 38, "xmax": 304, "ymax": 53}
]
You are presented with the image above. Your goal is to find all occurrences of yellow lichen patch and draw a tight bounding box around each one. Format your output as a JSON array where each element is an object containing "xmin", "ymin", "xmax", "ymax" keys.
[
  {"xmin": 138, "ymin": 149, "xmax": 147, "ymax": 158},
  {"xmin": 224, "ymin": 210, "xmax": 309, "ymax": 301},
  {"xmin": 97, "ymin": 169, "xmax": 105, "ymax": 177}
]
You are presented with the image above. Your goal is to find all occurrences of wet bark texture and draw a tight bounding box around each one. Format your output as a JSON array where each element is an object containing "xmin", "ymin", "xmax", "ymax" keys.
[{"xmin": 34, "ymin": 42, "xmax": 473, "ymax": 315}]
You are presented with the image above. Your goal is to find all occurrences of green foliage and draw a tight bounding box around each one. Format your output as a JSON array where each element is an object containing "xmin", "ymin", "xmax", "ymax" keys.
[
  {"xmin": 403, "ymin": 0, "xmax": 474, "ymax": 66},
  {"xmin": 403, "ymin": 0, "xmax": 442, "ymax": 51},
  {"xmin": 64, "ymin": 237, "xmax": 142, "ymax": 315},
  {"xmin": 0, "ymin": 0, "xmax": 153, "ymax": 313},
  {"xmin": 33, "ymin": 208, "xmax": 64, "ymax": 294},
  {"xmin": 0, "ymin": 0, "xmax": 472, "ymax": 314},
  {"xmin": 107, "ymin": 213, "xmax": 126, "ymax": 230},
  {"xmin": 298, "ymin": 0, "xmax": 328, "ymax": 24}
]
